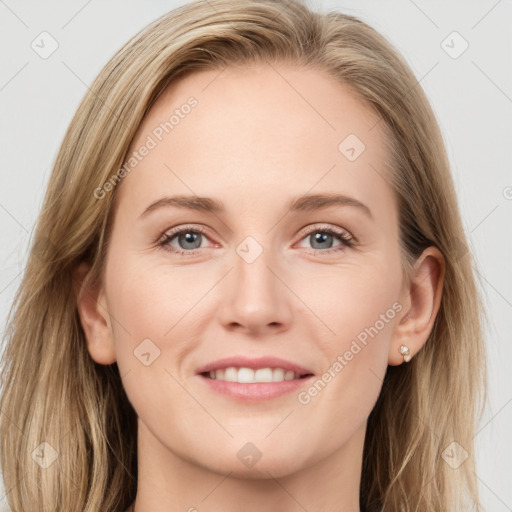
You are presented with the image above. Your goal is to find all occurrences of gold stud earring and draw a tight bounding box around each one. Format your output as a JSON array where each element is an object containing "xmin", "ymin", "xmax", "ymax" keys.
[{"xmin": 399, "ymin": 345, "xmax": 412, "ymax": 363}]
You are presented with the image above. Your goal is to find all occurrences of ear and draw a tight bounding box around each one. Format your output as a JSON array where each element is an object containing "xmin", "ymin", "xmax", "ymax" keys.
[
  {"xmin": 389, "ymin": 246, "xmax": 445, "ymax": 365},
  {"xmin": 74, "ymin": 262, "xmax": 117, "ymax": 365}
]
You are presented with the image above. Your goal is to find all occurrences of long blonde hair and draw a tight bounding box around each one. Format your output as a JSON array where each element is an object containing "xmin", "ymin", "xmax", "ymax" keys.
[{"xmin": 0, "ymin": 0, "xmax": 486, "ymax": 510}]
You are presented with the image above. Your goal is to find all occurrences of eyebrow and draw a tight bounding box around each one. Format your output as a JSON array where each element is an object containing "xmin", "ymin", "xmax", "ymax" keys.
[{"xmin": 138, "ymin": 193, "xmax": 373, "ymax": 220}]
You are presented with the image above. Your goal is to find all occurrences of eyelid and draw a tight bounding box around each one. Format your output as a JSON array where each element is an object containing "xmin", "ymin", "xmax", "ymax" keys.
[
  {"xmin": 296, "ymin": 223, "xmax": 353, "ymax": 241},
  {"xmin": 163, "ymin": 224, "xmax": 209, "ymax": 237}
]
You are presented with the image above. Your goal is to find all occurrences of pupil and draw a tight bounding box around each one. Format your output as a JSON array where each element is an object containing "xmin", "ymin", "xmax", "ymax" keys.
[
  {"xmin": 179, "ymin": 232, "xmax": 201, "ymax": 250},
  {"xmin": 311, "ymin": 232, "xmax": 332, "ymax": 249}
]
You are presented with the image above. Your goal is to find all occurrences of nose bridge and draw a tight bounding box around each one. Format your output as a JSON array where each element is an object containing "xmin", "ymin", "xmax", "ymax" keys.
[{"xmin": 218, "ymin": 234, "xmax": 292, "ymax": 332}]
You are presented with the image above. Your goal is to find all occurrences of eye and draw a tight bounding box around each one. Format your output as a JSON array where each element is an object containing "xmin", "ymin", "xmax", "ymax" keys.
[
  {"xmin": 157, "ymin": 225, "xmax": 214, "ymax": 255},
  {"xmin": 296, "ymin": 225, "xmax": 355, "ymax": 254},
  {"xmin": 157, "ymin": 224, "xmax": 355, "ymax": 256}
]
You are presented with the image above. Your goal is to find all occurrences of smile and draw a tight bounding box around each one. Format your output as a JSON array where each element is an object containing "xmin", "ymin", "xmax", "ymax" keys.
[{"xmin": 202, "ymin": 367, "xmax": 312, "ymax": 383}]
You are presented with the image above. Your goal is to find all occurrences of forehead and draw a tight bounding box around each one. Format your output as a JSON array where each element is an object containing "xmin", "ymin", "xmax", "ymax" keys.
[{"xmin": 113, "ymin": 63, "xmax": 394, "ymax": 221}]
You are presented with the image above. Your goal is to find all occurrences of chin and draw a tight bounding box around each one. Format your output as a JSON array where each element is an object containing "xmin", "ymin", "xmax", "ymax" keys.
[{"xmin": 194, "ymin": 442, "xmax": 311, "ymax": 479}]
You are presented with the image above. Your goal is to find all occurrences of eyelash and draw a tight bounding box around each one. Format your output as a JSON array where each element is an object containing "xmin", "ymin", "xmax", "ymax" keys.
[{"xmin": 157, "ymin": 224, "xmax": 356, "ymax": 256}]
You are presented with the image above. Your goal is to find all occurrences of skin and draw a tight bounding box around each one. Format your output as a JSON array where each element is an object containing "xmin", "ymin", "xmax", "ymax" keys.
[{"xmin": 76, "ymin": 62, "xmax": 444, "ymax": 512}]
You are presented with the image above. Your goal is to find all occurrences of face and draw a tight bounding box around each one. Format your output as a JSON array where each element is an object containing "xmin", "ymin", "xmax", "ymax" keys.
[{"xmin": 95, "ymin": 63, "xmax": 408, "ymax": 476}]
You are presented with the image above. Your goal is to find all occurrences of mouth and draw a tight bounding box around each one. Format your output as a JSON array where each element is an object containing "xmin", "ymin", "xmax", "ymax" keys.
[
  {"xmin": 200, "ymin": 367, "xmax": 314, "ymax": 383},
  {"xmin": 195, "ymin": 356, "xmax": 315, "ymax": 401}
]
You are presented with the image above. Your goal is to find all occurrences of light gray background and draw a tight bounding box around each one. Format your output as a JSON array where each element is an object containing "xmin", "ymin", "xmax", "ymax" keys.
[{"xmin": 1, "ymin": 1, "xmax": 511, "ymax": 510}]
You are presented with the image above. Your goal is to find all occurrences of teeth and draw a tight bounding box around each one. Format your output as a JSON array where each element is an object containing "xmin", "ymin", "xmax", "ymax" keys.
[{"xmin": 207, "ymin": 367, "xmax": 303, "ymax": 383}]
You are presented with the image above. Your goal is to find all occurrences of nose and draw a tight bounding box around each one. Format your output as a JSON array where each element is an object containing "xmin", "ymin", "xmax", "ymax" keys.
[{"xmin": 217, "ymin": 244, "xmax": 293, "ymax": 335}]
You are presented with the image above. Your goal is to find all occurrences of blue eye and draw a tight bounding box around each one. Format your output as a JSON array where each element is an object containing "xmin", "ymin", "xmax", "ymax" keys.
[
  {"xmin": 158, "ymin": 224, "xmax": 355, "ymax": 256},
  {"xmin": 297, "ymin": 226, "xmax": 354, "ymax": 253},
  {"xmin": 158, "ymin": 226, "xmax": 210, "ymax": 256}
]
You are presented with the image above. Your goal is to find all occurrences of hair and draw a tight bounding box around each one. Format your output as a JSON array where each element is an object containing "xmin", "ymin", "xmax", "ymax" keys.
[{"xmin": 0, "ymin": 0, "xmax": 487, "ymax": 510}]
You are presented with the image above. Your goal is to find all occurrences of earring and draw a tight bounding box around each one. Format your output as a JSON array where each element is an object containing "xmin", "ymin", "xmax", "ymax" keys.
[{"xmin": 399, "ymin": 345, "xmax": 412, "ymax": 363}]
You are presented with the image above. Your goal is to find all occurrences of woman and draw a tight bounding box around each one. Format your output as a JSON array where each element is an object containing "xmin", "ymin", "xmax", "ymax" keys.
[{"xmin": 0, "ymin": 0, "xmax": 486, "ymax": 510}]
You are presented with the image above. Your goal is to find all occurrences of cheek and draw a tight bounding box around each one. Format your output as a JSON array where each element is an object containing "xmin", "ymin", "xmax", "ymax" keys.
[
  {"xmin": 104, "ymin": 258, "xmax": 208, "ymax": 425},
  {"xmin": 104, "ymin": 253, "xmax": 225, "ymax": 406},
  {"xmin": 331, "ymin": 274, "xmax": 399, "ymax": 353},
  {"xmin": 296, "ymin": 259, "xmax": 402, "ymax": 413},
  {"xmin": 106, "ymin": 255, "xmax": 211, "ymax": 343},
  {"xmin": 298, "ymin": 257, "xmax": 401, "ymax": 350}
]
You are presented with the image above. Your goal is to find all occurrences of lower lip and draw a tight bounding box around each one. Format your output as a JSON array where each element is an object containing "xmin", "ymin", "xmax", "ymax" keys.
[{"xmin": 197, "ymin": 374, "xmax": 315, "ymax": 401}]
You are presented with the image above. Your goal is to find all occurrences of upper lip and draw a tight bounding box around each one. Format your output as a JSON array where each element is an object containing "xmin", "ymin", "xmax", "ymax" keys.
[{"xmin": 196, "ymin": 356, "xmax": 314, "ymax": 376}]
